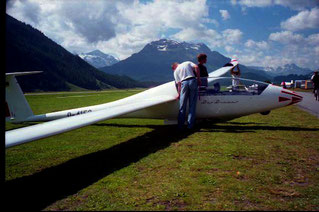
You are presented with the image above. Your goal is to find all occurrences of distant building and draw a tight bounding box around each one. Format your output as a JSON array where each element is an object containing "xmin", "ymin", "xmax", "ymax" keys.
[
  {"xmin": 305, "ymin": 80, "xmax": 313, "ymax": 89},
  {"xmin": 294, "ymin": 80, "xmax": 313, "ymax": 89},
  {"xmin": 295, "ymin": 80, "xmax": 302, "ymax": 88}
]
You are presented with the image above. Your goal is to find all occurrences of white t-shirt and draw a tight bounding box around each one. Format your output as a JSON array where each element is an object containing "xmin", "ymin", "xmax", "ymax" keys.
[
  {"xmin": 232, "ymin": 74, "xmax": 240, "ymax": 87},
  {"xmin": 174, "ymin": 61, "xmax": 196, "ymax": 83}
]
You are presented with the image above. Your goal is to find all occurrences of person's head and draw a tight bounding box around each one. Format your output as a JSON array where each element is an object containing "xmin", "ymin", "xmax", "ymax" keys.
[
  {"xmin": 314, "ymin": 70, "xmax": 318, "ymax": 75},
  {"xmin": 171, "ymin": 62, "xmax": 179, "ymax": 71},
  {"xmin": 231, "ymin": 67, "xmax": 240, "ymax": 75},
  {"xmin": 197, "ymin": 53, "xmax": 207, "ymax": 64}
]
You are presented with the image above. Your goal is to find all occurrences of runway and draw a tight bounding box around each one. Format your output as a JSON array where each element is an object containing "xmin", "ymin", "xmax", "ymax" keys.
[{"xmin": 297, "ymin": 92, "xmax": 319, "ymax": 118}]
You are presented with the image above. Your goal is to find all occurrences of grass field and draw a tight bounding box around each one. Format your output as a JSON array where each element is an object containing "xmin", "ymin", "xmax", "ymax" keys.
[{"xmin": 5, "ymin": 89, "xmax": 319, "ymax": 211}]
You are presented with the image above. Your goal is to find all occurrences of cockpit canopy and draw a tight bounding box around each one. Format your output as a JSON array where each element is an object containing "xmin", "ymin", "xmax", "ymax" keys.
[{"xmin": 198, "ymin": 77, "xmax": 269, "ymax": 96}]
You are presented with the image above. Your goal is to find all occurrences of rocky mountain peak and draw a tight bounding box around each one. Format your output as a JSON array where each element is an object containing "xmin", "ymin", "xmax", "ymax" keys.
[
  {"xmin": 79, "ymin": 50, "xmax": 119, "ymax": 68},
  {"xmin": 145, "ymin": 39, "xmax": 210, "ymax": 52}
]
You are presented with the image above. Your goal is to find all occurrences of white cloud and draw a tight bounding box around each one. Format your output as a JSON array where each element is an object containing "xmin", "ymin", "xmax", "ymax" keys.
[
  {"xmin": 219, "ymin": 10, "xmax": 230, "ymax": 20},
  {"xmin": 269, "ymin": 31, "xmax": 304, "ymax": 44},
  {"xmin": 235, "ymin": 0, "xmax": 272, "ymax": 8},
  {"xmin": 222, "ymin": 29, "xmax": 243, "ymax": 44},
  {"xmin": 244, "ymin": 40, "xmax": 255, "ymax": 48},
  {"xmin": 224, "ymin": 45, "xmax": 234, "ymax": 53},
  {"xmin": 274, "ymin": 0, "xmax": 319, "ymax": 11},
  {"xmin": 172, "ymin": 28, "xmax": 243, "ymax": 51},
  {"xmin": 202, "ymin": 18, "xmax": 219, "ymax": 27},
  {"xmin": 171, "ymin": 27, "xmax": 223, "ymax": 47},
  {"xmin": 240, "ymin": 54, "xmax": 259, "ymax": 65},
  {"xmin": 245, "ymin": 39, "xmax": 269, "ymax": 50},
  {"xmin": 306, "ymin": 33, "xmax": 319, "ymax": 46},
  {"xmin": 230, "ymin": 31, "xmax": 319, "ymax": 69},
  {"xmin": 232, "ymin": 0, "xmax": 318, "ymax": 10},
  {"xmin": 233, "ymin": 52, "xmax": 295, "ymax": 68},
  {"xmin": 281, "ymin": 7, "xmax": 319, "ymax": 31}
]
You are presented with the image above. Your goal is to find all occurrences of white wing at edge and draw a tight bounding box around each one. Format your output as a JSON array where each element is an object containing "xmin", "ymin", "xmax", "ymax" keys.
[
  {"xmin": 208, "ymin": 59, "xmax": 238, "ymax": 77},
  {"xmin": 6, "ymin": 95, "xmax": 176, "ymax": 148}
]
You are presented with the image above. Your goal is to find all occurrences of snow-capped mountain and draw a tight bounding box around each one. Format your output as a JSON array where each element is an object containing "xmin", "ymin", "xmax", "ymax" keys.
[
  {"xmin": 79, "ymin": 50, "xmax": 119, "ymax": 68},
  {"xmin": 250, "ymin": 64, "xmax": 313, "ymax": 76},
  {"xmin": 100, "ymin": 39, "xmax": 271, "ymax": 82},
  {"xmin": 141, "ymin": 39, "xmax": 213, "ymax": 56},
  {"xmin": 147, "ymin": 39, "xmax": 211, "ymax": 52}
]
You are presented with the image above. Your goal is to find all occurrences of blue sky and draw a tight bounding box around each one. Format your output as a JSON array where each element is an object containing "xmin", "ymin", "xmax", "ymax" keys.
[{"xmin": 6, "ymin": 0, "xmax": 319, "ymax": 69}]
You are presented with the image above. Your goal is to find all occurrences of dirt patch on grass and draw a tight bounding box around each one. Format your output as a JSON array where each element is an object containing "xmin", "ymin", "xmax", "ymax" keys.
[
  {"xmin": 269, "ymin": 187, "xmax": 301, "ymax": 197},
  {"xmin": 154, "ymin": 199, "xmax": 187, "ymax": 210},
  {"xmin": 234, "ymin": 199, "xmax": 259, "ymax": 210},
  {"xmin": 231, "ymin": 154, "xmax": 247, "ymax": 160}
]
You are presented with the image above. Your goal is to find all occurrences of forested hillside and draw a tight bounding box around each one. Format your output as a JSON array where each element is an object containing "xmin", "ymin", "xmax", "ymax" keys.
[{"xmin": 5, "ymin": 14, "xmax": 144, "ymax": 92}]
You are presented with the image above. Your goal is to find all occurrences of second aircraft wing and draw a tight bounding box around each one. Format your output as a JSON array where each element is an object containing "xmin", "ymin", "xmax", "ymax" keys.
[{"xmin": 208, "ymin": 59, "xmax": 238, "ymax": 77}]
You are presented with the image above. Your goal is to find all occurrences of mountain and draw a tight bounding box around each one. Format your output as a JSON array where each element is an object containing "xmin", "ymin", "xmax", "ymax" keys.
[
  {"xmin": 79, "ymin": 50, "xmax": 119, "ymax": 68},
  {"xmin": 5, "ymin": 14, "xmax": 143, "ymax": 92},
  {"xmin": 100, "ymin": 39, "xmax": 272, "ymax": 83},
  {"xmin": 250, "ymin": 64, "xmax": 313, "ymax": 76}
]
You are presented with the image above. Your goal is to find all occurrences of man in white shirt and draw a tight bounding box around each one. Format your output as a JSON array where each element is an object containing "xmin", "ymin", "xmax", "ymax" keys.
[{"xmin": 172, "ymin": 61, "xmax": 201, "ymax": 130}]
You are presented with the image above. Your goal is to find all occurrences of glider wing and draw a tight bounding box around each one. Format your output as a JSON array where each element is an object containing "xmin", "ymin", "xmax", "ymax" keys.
[{"xmin": 6, "ymin": 95, "xmax": 175, "ymax": 148}]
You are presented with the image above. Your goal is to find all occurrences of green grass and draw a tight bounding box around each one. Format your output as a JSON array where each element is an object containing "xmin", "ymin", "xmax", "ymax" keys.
[{"xmin": 5, "ymin": 89, "xmax": 319, "ymax": 211}]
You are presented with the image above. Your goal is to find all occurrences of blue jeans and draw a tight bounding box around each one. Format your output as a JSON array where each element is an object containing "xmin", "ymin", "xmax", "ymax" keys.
[{"xmin": 178, "ymin": 78, "xmax": 198, "ymax": 129}]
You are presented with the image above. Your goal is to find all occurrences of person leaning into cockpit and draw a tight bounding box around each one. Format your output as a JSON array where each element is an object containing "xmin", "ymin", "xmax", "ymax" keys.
[{"xmin": 172, "ymin": 61, "xmax": 201, "ymax": 130}]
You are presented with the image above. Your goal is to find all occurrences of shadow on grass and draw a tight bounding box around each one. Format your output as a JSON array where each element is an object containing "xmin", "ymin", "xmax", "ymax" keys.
[
  {"xmin": 200, "ymin": 122, "xmax": 319, "ymax": 133},
  {"xmin": 5, "ymin": 125, "xmax": 193, "ymax": 210},
  {"xmin": 93, "ymin": 123, "xmax": 161, "ymax": 129},
  {"xmin": 94, "ymin": 122, "xmax": 319, "ymax": 134},
  {"xmin": 200, "ymin": 124, "xmax": 319, "ymax": 133}
]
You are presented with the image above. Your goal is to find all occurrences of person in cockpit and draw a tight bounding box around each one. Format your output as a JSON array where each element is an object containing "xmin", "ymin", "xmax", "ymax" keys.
[{"xmin": 230, "ymin": 66, "xmax": 241, "ymax": 90}]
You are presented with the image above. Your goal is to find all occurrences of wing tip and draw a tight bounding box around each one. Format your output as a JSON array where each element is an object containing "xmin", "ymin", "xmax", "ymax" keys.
[{"xmin": 223, "ymin": 58, "xmax": 239, "ymax": 67}]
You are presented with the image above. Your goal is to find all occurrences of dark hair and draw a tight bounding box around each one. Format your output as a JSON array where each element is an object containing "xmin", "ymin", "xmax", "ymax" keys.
[
  {"xmin": 171, "ymin": 62, "xmax": 179, "ymax": 69},
  {"xmin": 197, "ymin": 53, "xmax": 207, "ymax": 62}
]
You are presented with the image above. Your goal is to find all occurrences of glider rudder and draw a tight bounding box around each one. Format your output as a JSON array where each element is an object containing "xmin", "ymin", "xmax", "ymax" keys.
[{"xmin": 5, "ymin": 71, "xmax": 42, "ymax": 123}]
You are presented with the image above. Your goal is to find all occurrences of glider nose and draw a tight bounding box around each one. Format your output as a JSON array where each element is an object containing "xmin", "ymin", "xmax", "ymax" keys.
[{"xmin": 279, "ymin": 89, "xmax": 303, "ymax": 105}]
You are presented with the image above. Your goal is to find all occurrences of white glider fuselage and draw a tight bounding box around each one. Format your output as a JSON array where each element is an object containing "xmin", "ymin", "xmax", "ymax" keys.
[{"xmin": 22, "ymin": 77, "xmax": 301, "ymax": 123}]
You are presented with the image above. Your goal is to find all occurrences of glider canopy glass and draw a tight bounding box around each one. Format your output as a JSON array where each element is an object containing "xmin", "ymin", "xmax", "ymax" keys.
[{"xmin": 199, "ymin": 77, "xmax": 269, "ymax": 96}]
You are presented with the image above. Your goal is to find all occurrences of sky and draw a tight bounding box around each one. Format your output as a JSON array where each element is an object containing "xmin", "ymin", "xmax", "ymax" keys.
[{"xmin": 6, "ymin": 0, "xmax": 319, "ymax": 70}]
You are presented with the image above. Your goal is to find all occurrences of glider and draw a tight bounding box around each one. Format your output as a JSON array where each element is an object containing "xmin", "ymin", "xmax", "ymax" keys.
[{"xmin": 5, "ymin": 59, "xmax": 303, "ymax": 148}]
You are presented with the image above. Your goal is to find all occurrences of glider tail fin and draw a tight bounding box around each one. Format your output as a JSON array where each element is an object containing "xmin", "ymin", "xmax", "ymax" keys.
[{"xmin": 5, "ymin": 71, "xmax": 41, "ymax": 123}]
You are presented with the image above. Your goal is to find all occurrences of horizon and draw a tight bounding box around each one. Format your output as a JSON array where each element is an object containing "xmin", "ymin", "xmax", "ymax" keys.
[{"xmin": 6, "ymin": 0, "xmax": 319, "ymax": 70}]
